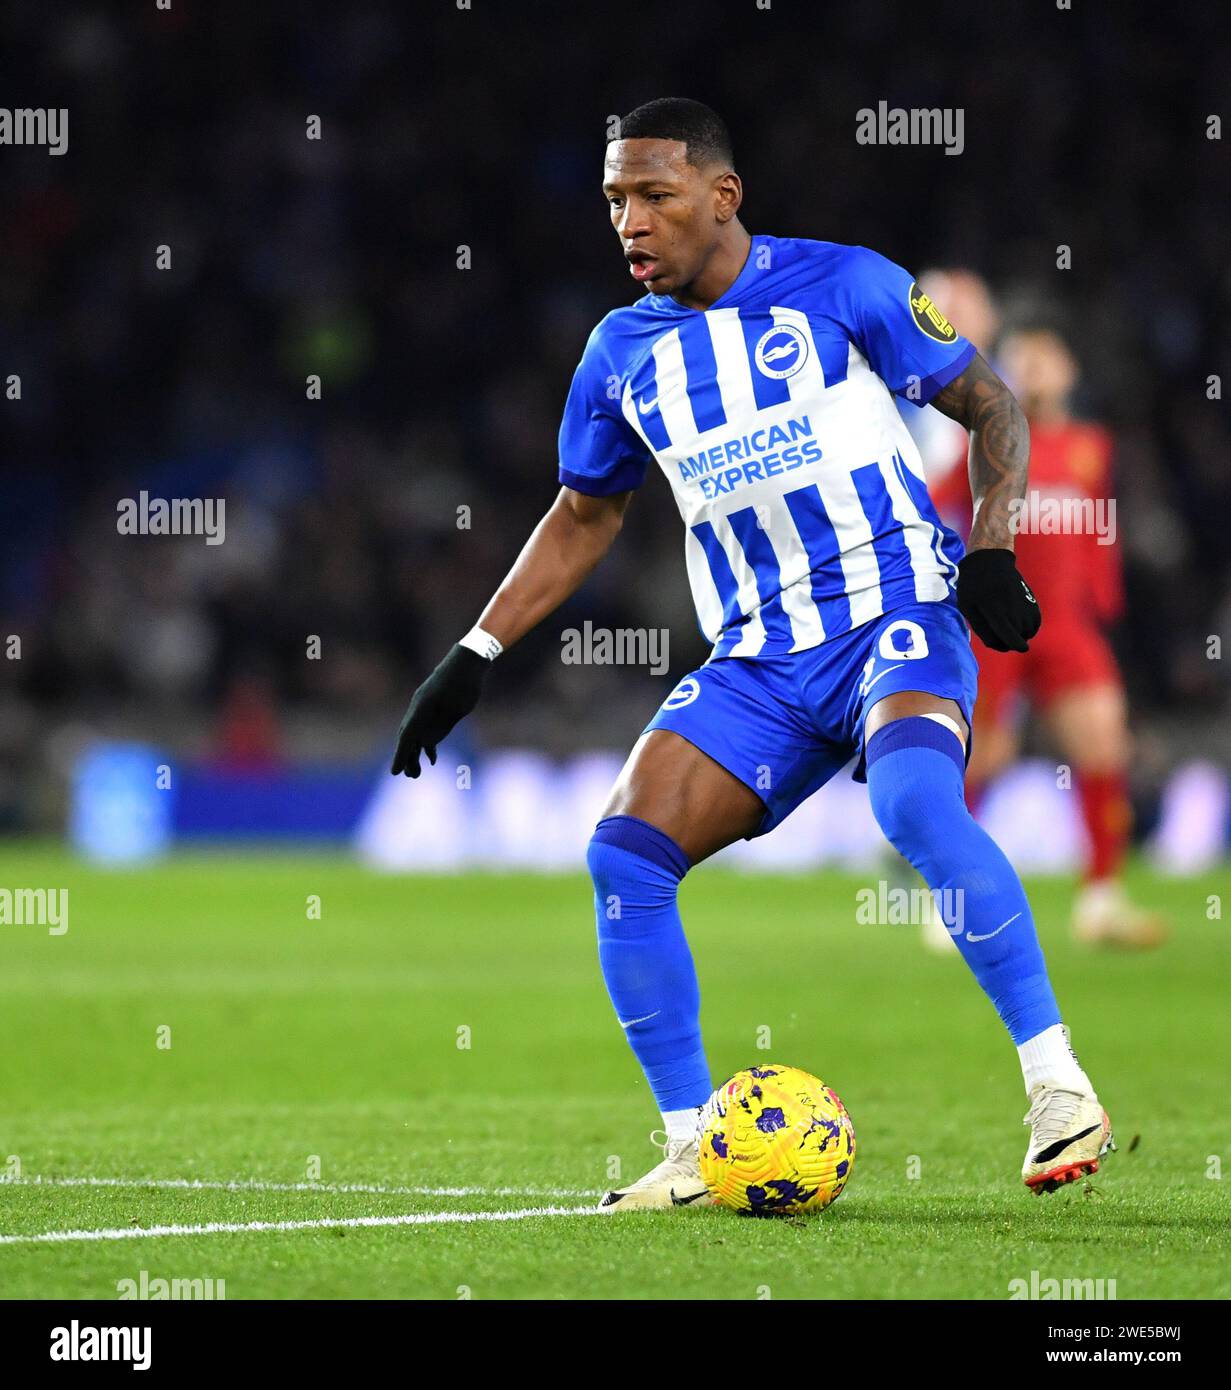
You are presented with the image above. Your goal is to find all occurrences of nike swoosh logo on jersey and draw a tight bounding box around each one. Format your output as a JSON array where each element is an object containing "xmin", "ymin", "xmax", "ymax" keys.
[
  {"xmin": 966, "ymin": 911, "xmax": 1021, "ymax": 943},
  {"xmin": 618, "ymin": 1011, "xmax": 660, "ymax": 1029},
  {"xmin": 638, "ymin": 395, "xmax": 659, "ymax": 414}
]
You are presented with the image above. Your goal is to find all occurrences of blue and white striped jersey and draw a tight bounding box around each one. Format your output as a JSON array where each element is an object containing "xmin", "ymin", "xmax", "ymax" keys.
[{"xmin": 557, "ymin": 234, "xmax": 976, "ymax": 660}]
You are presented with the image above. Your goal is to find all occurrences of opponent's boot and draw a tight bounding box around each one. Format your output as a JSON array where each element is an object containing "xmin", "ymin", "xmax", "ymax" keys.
[{"xmin": 1073, "ymin": 880, "xmax": 1168, "ymax": 950}]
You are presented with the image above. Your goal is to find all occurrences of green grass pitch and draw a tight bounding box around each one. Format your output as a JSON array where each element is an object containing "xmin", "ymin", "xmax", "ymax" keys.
[{"xmin": 0, "ymin": 844, "xmax": 1227, "ymax": 1300}]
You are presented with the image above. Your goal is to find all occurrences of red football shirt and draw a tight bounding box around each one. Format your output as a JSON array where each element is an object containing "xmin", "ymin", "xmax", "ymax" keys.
[{"xmin": 930, "ymin": 419, "xmax": 1122, "ymax": 624}]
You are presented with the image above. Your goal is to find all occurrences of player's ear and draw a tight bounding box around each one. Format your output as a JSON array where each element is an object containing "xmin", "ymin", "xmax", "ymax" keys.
[{"xmin": 713, "ymin": 170, "xmax": 742, "ymax": 224}]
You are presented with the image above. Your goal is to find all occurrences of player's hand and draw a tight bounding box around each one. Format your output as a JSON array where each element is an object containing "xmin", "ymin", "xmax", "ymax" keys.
[
  {"xmin": 956, "ymin": 548, "xmax": 1042, "ymax": 653},
  {"xmin": 390, "ymin": 644, "xmax": 491, "ymax": 777}
]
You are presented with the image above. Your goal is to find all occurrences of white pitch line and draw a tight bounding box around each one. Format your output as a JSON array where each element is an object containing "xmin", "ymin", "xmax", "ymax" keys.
[
  {"xmin": 3, "ymin": 1176, "xmax": 599, "ymax": 1199},
  {"xmin": 0, "ymin": 1204, "xmax": 598, "ymax": 1245}
]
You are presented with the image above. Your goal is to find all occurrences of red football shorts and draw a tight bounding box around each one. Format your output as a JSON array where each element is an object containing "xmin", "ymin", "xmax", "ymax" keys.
[{"xmin": 974, "ymin": 615, "xmax": 1122, "ymax": 725}]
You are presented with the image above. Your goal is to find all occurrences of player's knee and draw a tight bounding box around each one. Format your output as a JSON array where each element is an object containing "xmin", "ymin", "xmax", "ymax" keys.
[
  {"xmin": 1069, "ymin": 713, "xmax": 1129, "ymax": 773},
  {"xmin": 868, "ymin": 774, "xmax": 944, "ymax": 859},
  {"xmin": 586, "ymin": 814, "xmax": 691, "ymax": 905},
  {"xmin": 586, "ymin": 831, "xmax": 628, "ymax": 902},
  {"xmin": 865, "ymin": 716, "xmax": 969, "ymax": 858}
]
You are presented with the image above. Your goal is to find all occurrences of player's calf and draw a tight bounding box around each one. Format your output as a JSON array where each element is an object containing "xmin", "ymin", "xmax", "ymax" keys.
[
  {"xmin": 587, "ymin": 736, "xmax": 766, "ymax": 1211},
  {"xmin": 587, "ymin": 813, "xmax": 715, "ymax": 1210},
  {"xmin": 864, "ymin": 711, "xmax": 1112, "ymax": 1190},
  {"xmin": 864, "ymin": 712, "xmax": 1060, "ymax": 1045}
]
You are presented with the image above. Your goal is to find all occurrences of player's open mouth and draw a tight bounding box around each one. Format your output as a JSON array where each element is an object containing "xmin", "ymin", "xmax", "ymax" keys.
[{"xmin": 626, "ymin": 251, "xmax": 659, "ymax": 282}]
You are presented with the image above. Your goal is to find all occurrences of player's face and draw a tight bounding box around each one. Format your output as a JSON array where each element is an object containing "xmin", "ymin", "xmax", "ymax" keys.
[
  {"xmin": 1000, "ymin": 332, "xmax": 1078, "ymax": 416},
  {"xmin": 603, "ymin": 138, "xmax": 734, "ymax": 295}
]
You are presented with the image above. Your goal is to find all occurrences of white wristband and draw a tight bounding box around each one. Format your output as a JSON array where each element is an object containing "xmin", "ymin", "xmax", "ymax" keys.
[{"xmin": 458, "ymin": 626, "xmax": 503, "ymax": 661}]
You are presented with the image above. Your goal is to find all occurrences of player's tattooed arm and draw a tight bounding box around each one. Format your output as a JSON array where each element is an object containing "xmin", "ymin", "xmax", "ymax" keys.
[{"xmin": 928, "ymin": 352, "xmax": 1029, "ymax": 553}]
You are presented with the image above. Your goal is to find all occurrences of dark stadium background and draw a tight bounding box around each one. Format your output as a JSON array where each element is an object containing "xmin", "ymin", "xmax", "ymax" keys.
[{"xmin": 0, "ymin": 0, "xmax": 1227, "ymax": 843}]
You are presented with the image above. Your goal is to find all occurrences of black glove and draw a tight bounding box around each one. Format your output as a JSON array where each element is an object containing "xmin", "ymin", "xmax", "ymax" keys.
[
  {"xmin": 956, "ymin": 548, "xmax": 1042, "ymax": 653},
  {"xmin": 390, "ymin": 644, "xmax": 491, "ymax": 777}
]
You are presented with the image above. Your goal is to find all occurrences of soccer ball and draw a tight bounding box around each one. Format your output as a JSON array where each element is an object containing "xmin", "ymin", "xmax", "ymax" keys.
[{"xmin": 697, "ymin": 1064, "xmax": 855, "ymax": 1216}]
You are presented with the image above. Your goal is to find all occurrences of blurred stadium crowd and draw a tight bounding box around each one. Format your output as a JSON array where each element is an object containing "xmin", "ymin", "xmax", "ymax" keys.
[{"xmin": 1, "ymin": 2, "xmax": 1228, "ymax": 833}]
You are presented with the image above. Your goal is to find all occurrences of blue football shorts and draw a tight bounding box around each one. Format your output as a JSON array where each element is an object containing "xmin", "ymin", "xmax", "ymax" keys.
[{"xmin": 644, "ymin": 599, "xmax": 979, "ymax": 837}]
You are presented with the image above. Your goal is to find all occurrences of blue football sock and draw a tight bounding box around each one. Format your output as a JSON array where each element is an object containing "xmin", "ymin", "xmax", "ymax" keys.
[
  {"xmin": 587, "ymin": 815, "xmax": 712, "ymax": 1112},
  {"xmin": 865, "ymin": 717, "xmax": 1061, "ymax": 1045}
]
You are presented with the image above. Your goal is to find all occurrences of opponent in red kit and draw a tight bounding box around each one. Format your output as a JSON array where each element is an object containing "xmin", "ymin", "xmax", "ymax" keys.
[{"xmin": 925, "ymin": 318, "xmax": 1165, "ymax": 948}]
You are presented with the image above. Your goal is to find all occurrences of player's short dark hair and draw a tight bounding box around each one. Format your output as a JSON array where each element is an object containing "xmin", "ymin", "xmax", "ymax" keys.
[
  {"xmin": 999, "ymin": 316, "xmax": 1074, "ymax": 351},
  {"xmin": 614, "ymin": 98, "xmax": 734, "ymax": 170}
]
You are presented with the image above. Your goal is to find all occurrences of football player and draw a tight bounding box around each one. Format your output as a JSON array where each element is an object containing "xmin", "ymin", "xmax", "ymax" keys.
[{"xmin": 391, "ymin": 100, "xmax": 1112, "ymax": 1205}]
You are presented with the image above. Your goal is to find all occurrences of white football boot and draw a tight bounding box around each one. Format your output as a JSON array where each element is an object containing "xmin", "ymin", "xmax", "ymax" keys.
[
  {"xmin": 1072, "ymin": 880, "xmax": 1168, "ymax": 950},
  {"xmin": 1022, "ymin": 1082, "xmax": 1113, "ymax": 1194},
  {"xmin": 598, "ymin": 1130, "xmax": 714, "ymax": 1213}
]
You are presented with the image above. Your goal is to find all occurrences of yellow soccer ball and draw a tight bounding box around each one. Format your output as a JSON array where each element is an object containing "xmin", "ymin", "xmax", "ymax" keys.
[{"xmin": 698, "ymin": 1064, "xmax": 855, "ymax": 1216}]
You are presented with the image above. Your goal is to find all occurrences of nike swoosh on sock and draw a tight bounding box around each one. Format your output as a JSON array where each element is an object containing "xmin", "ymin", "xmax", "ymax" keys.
[
  {"xmin": 618, "ymin": 1011, "xmax": 660, "ymax": 1029},
  {"xmin": 966, "ymin": 911, "xmax": 1021, "ymax": 943}
]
